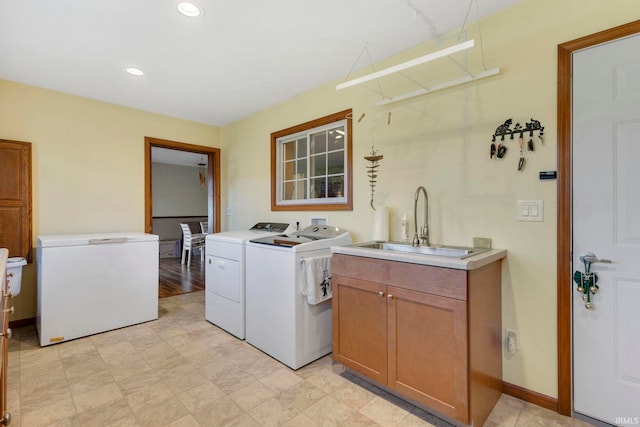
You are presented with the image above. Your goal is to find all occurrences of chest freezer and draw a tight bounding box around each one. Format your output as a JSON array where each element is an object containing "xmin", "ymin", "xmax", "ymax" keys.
[{"xmin": 36, "ymin": 232, "xmax": 159, "ymax": 346}]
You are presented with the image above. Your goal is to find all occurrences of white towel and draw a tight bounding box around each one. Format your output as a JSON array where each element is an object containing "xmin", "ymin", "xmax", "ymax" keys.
[{"xmin": 301, "ymin": 255, "xmax": 332, "ymax": 305}]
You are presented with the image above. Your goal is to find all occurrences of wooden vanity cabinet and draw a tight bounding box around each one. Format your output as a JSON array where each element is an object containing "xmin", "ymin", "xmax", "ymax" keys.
[{"xmin": 332, "ymin": 254, "xmax": 502, "ymax": 426}]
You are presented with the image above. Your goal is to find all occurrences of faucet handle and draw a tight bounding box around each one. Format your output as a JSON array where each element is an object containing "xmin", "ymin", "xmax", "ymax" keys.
[{"xmin": 420, "ymin": 226, "xmax": 430, "ymax": 245}]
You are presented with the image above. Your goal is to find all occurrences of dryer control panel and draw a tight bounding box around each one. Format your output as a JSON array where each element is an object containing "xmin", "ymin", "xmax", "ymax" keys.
[{"xmin": 249, "ymin": 222, "xmax": 290, "ymax": 233}]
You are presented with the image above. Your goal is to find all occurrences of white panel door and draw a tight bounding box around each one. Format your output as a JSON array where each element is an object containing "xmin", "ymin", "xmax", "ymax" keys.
[{"xmin": 573, "ymin": 34, "xmax": 640, "ymax": 424}]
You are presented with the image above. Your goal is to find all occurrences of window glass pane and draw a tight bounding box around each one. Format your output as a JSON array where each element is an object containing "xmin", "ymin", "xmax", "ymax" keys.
[
  {"xmin": 296, "ymin": 179, "xmax": 307, "ymax": 200},
  {"xmin": 283, "ymin": 141, "xmax": 296, "ymax": 161},
  {"xmin": 283, "ymin": 181, "xmax": 295, "ymax": 200},
  {"xmin": 327, "ymin": 175, "xmax": 344, "ymax": 198},
  {"xmin": 283, "ymin": 180, "xmax": 307, "ymax": 200},
  {"xmin": 310, "ymin": 154, "xmax": 326, "ymax": 177},
  {"xmin": 310, "ymin": 177, "xmax": 326, "ymax": 199},
  {"xmin": 296, "ymin": 138, "xmax": 307, "ymax": 158},
  {"xmin": 327, "ymin": 151, "xmax": 344, "ymax": 175},
  {"xmin": 283, "ymin": 160, "xmax": 295, "ymax": 181},
  {"xmin": 295, "ymin": 159, "xmax": 307, "ymax": 178},
  {"xmin": 310, "ymin": 132, "xmax": 327, "ymax": 154},
  {"xmin": 327, "ymin": 127, "xmax": 345, "ymax": 150}
]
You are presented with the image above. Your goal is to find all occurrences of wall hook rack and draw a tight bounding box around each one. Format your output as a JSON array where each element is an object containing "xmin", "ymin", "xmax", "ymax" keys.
[
  {"xmin": 490, "ymin": 118, "xmax": 545, "ymax": 171},
  {"xmin": 491, "ymin": 118, "xmax": 544, "ymax": 142}
]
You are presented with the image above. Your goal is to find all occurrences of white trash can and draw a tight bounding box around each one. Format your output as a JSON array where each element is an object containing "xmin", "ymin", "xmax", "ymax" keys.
[{"xmin": 6, "ymin": 257, "xmax": 27, "ymax": 296}]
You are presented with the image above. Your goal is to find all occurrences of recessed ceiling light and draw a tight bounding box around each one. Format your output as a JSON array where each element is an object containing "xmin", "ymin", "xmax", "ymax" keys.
[
  {"xmin": 177, "ymin": 2, "xmax": 201, "ymax": 17},
  {"xmin": 126, "ymin": 67, "xmax": 144, "ymax": 76}
]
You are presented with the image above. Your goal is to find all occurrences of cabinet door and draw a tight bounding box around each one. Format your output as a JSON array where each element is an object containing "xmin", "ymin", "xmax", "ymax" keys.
[
  {"xmin": 0, "ymin": 140, "xmax": 32, "ymax": 261},
  {"xmin": 332, "ymin": 275, "xmax": 387, "ymax": 384},
  {"xmin": 387, "ymin": 286, "xmax": 469, "ymax": 423}
]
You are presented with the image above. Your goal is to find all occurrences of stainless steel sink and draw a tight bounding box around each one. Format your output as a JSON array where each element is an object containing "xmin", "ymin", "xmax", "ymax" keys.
[{"xmin": 351, "ymin": 241, "xmax": 490, "ymax": 259}]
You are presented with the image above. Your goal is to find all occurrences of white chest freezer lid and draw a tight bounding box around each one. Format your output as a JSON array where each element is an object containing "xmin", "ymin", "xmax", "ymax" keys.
[{"xmin": 37, "ymin": 232, "xmax": 158, "ymax": 248}]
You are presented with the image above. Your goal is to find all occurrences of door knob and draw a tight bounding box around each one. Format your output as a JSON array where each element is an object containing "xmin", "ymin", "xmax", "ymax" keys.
[
  {"xmin": 387, "ymin": 294, "xmax": 394, "ymax": 300},
  {"xmin": 579, "ymin": 252, "xmax": 612, "ymax": 264},
  {"xmin": 378, "ymin": 291, "xmax": 385, "ymax": 297},
  {"xmin": 574, "ymin": 251, "xmax": 611, "ymax": 310}
]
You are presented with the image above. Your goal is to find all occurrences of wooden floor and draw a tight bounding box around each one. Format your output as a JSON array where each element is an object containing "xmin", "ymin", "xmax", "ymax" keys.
[{"xmin": 158, "ymin": 255, "xmax": 205, "ymax": 298}]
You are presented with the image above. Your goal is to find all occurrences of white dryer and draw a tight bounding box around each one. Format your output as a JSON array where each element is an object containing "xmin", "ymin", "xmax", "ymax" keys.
[
  {"xmin": 205, "ymin": 222, "xmax": 292, "ymax": 339},
  {"xmin": 245, "ymin": 225, "xmax": 351, "ymax": 369}
]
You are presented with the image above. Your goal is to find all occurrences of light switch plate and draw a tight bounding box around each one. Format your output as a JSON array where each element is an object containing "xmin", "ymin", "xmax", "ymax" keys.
[{"xmin": 517, "ymin": 200, "xmax": 544, "ymax": 222}]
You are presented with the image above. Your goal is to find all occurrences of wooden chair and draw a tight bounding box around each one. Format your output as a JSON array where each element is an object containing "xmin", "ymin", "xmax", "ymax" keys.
[
  {"xmin": 200, "ymin": 221, "xmax": 209, "ymax": 234},
  {"xmin": 180, "ymin": 223, "xmax": 205, "ymax": 267}
]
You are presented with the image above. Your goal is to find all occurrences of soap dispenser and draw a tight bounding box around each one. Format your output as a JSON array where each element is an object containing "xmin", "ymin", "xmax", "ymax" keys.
[{"xmin": 401, "ymin": 213, "xmax": 409, "ymax": 242}]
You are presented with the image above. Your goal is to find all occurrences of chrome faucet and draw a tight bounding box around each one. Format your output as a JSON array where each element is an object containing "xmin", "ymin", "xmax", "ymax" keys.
[{"xmin": 413, "ymin": 186, "xmax": 429, "ymax": 246}]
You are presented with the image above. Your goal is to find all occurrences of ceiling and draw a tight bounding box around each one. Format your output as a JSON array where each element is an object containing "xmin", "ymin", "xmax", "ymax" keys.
[
  {"xmin": 152, "ymin": 147, "xmax": 207, "ymax": 167},
  {"xmin": 0, "ymin": 0, "xmax": 519, "ymax": 128}
]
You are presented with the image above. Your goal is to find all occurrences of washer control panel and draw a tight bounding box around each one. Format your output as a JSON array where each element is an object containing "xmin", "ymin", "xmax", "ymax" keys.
[{"xmin": 296, "ymin": 225, "xmax": 344, "ymax": 240}]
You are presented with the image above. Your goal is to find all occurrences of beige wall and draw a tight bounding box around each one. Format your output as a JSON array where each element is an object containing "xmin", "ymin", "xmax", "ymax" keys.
[
  {"xmin": 152, "ymin": 163, "xmax": 208, "ymax": 217},
  {"xmin": 220, "ymin": 0, "xmax": 640, "ymax": 398},
  {"xmin": 0, "ymin": 79, "xmax": 221, "ymax": 322}
]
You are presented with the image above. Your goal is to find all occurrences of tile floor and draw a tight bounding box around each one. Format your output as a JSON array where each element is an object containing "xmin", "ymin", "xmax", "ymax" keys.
[{"xmin": 6, "ymin": 291, "xmax": 593, "ymax": 427}]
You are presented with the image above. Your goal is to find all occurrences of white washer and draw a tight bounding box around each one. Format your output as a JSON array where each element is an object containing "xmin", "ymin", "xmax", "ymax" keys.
[
  {"xmin": 245, "ymin": 225, "xmax": 351, "ymax": 369},
  {"xmin": 205, "ymin": 222, "xmax": 292, "ymax": 339}
]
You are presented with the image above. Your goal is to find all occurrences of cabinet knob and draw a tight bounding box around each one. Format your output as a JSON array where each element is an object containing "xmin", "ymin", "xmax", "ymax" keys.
[
  {"xmin": 378, "ymin": 291, "xmax": 385, "ymax": 297},
  {"xmin": 387, "ymin": 294, "xmax": 394, "ymax": 299}
]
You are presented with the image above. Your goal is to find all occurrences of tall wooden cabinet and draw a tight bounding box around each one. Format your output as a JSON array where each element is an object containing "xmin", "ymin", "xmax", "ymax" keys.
[
  {"xmin": 332, "ymin": 253, "xmax": 502, "ymax": 426},
  {"xmin": 0, "ymin": 139, "xmax": 32, "ymax": 261}
]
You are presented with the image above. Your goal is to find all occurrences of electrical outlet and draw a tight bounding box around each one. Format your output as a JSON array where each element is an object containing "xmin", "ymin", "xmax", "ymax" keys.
[
  {"xmin": 505, "ymin": 329, "xmax": 519, "ymax": 354},
  {"xmin": 310, "ymin": 216, "xmax": 328, "ymax": 225},
  {"xmin": 226, "ymin": 207, "xmax": 233, "ymax": 216}
]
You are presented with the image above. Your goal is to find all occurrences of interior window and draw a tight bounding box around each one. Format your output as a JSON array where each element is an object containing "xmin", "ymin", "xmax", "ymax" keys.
[{"xmin": 271, "ymin": 109, "xmax": 352, "ymax": 211}]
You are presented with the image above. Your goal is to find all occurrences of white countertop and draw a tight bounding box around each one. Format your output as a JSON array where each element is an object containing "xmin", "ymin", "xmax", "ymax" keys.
[{"xmin": 331, "ymin": 243, "xmax": 507, "ymax": 271}]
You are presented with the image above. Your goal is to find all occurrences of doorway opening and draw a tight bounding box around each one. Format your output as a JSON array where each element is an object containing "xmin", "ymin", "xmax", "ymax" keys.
[{"xmin": 144, "ymin": 136, "xmax": 221, "ymax": 298}]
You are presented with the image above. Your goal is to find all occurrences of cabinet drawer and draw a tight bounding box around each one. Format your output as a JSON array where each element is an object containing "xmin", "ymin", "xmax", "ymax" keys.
[{"xmin": 333, "ymin": 254, "xmax": 467, "ymax": 300}]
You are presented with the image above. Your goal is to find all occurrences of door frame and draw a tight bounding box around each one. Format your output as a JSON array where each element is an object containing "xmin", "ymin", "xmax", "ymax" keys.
[
  {"xmin": 144, "ymin": 136, "xmax": 221, "ymax": 235},
  {"xmin": 557, "ymin": 19, "xmax": 640, "ymax": 416}
]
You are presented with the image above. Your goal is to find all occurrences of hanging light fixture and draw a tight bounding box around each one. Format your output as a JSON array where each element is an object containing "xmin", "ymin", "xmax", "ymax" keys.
[{"xmin": 198, "ymin": 157, "xmax": 206, "ymax": 189}]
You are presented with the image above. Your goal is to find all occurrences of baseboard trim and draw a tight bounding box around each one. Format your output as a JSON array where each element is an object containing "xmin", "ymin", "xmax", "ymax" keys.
[
  {"xmin": 502, "ymin": 381, "xmax": 558, "ymax": 412},
  {"xmin": 9, "ymin": 317, "xmax": 36, "ymax": 329}
]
